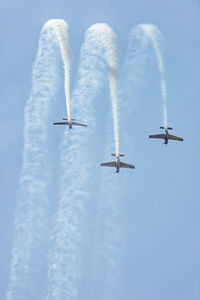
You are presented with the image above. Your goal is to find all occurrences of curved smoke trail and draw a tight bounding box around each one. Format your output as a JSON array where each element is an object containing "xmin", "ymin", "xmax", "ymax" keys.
[
  {"xmin": 85, "ymin": 28, "xmax": 122, "ymax": 300},
  {"xmin": 7, "ymin": 19, "xmax": 167, "ymax": 300},
  {"xmin": 122, "ymin": 24, "xmax": 168, "ymax": 130},
  {"xmin": 7, "ymin": 19, "xmax": 70, "ymax": 300},
  {"xmin": 46, "ymin": 23, "xmax": 119, "ymax": 300},
  {"xmin": 140, "ymin": 24, "xmax": 168, "ymax": 128}
]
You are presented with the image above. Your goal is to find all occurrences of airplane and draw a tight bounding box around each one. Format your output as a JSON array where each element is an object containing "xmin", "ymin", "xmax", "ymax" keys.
[
  {"xmin": 149, "ymin": 126, "xmax": 183, "ymax": 145},
  {"xmin": 53, "ymin": 118, "xmax": 87, "ymax": 129},
  {"xmin": 100, "ymin": 153, "xmax": 135, "ymax": 173}
]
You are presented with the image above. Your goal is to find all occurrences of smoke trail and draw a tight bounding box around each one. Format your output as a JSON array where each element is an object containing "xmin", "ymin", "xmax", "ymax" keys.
[
  {"xmin": 140, "ymin": 24, "xmax": 168, "ymax": 128},
  {"xmin": 85, "ymin": 29, "xmax": 122, "ymax": 300},
  {"xmin": 8, "ymin": 19, "xmax": 169, "ymax": 300},
  {"xmin": 46, "ymin": 23, "xmax": 118, "ymax": 300},
  {"xmin": 122, "ymin": 25, "xmax": 150, "ymax": 97},
  {"xmin": 54, "ymin": 21, "xmax": 71, "ymax": 120},
  {"xmin": 7, "ymin": 19, "xmax": 69, "ymax": 300},
  {"xmin": 104, "ymin": 39, "xmax": 120, "ymax": 156}
]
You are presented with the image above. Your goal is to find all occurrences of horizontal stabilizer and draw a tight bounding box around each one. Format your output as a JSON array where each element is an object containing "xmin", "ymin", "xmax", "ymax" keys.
[
  {"xmin": 111, "ymin": 153, "xmax": 124, "ymax": 157},
  {"xmin": 160, "ymin": 126, "xmax": 173, "ymax": 130},
  {"xmin": 63, "ymin": 118, "xmax": 75, "ymax": 121}
]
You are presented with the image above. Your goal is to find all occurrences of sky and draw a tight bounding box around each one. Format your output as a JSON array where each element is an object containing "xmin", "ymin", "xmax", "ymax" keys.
[{"xmin": 1, "ymin": 0, "xmax": 200, "ymax": 299}]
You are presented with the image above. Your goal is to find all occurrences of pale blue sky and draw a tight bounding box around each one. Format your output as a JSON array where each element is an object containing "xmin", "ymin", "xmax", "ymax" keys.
[{"xmin": 1, "ymin": 0, "xmax": 200, "ymax": 299}]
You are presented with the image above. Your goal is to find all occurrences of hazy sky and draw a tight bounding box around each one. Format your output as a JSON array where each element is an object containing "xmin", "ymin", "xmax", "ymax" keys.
[{"xmin": 1, "ymin": 0, "xmax": 200, "ymax": 299}]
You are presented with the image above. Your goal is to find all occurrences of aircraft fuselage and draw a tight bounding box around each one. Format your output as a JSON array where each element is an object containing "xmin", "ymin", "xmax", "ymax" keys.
[
  {"xmin": 164, "ymin": 129, "xmax": 169, "ymax": 144},
  {"xmin": 115, "ymin": 157, "xmax": 120, "ymax": 173}
]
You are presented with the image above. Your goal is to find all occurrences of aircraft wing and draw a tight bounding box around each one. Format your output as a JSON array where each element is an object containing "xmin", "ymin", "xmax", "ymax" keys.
[
  {"xmin": 72, "ymin": 122, "xmax": 87, "ymax": 127},
  {"xmin": 53, "ymin": 122, "xmax": 69, "ymax": 125},
  {"xmin": 168, "ymin": 134, "xmax": 183, "ymax": 141},
  {"xmin": 100, "ymin": 161, "xmax": 116, "ymax": 167},
  {"xmin": 149, "ymin": 134, "xmax": 165, "ymax": 139},
  {"xmin": 120, "ymin": 162, "xmax": 135, "ymax": 169}
]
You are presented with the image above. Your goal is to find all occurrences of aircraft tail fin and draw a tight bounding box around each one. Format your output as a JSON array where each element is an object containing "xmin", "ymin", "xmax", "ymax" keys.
[
  {"xmin": 111, "ymin": 153, "xmax": 124, "ymax": 157},
  {"xmin": 160, "ymin": 126, "xmax": 173, "ymax": 130}
]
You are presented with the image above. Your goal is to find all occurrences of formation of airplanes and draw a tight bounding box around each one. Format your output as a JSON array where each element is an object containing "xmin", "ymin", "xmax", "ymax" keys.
[{"xmin": 53, "ymin": 117, "xmax": 183, "ymax": 173}]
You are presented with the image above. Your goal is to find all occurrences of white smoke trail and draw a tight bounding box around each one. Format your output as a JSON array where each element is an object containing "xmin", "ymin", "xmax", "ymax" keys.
[
  {"xmin": 54, "ymin": 21, "xmax": 71, "ymax": 120},
  {"xmin": 46, "ymin": 23, "xmax": 119, "ymax": 300},
  {"xmin": 7, "ymin": 19, "xmax": 69, "ymax": 300},
  {"xmin": 84, "ymin": 28, "xmax": 122, "ymax": 300},
  {"xmin": 104, "ymin": 39, "xmax": 120, "ymax": 156},
  {"xmin": 140, "ymin": 24, "xmax": 168, "ymax": 128}
]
